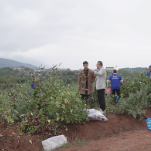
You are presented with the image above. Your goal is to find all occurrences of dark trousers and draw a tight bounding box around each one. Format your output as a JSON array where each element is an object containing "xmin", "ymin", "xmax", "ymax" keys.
[
  {"xmin": 112, "ymin": 89, "xmax": 120, "ymax": 97},
  {"xmin": 81, "ymin": 94, "xmax": 89, "ymax": 100},
  {"xmin": 97, "ymin": 89, "xmax": 105, "ymax": 111}
]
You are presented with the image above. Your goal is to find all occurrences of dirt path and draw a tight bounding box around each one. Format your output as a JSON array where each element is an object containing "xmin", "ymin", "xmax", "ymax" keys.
[{"xmin": 58, "ymin": 130, "xmax": 151, "ymax": 151}]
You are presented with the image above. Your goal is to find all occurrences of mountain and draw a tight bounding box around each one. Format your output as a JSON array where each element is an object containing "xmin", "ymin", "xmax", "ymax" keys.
[
  {"xmin": 11, "ymin": 56, "xmax": 51, "ymax": 68},
  {"xmin": 0, "ymin": 58, "xmax": 37, "ymax": 68}
]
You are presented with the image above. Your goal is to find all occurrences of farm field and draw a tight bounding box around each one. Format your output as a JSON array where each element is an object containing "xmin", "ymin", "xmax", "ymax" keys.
[
  {"xmin": 1, "ymin": 1, "xmax": 151, "ymax": 150},
  {"xmin": 0, "ymin": 68, "xmax": 151, "ymax": 150}
]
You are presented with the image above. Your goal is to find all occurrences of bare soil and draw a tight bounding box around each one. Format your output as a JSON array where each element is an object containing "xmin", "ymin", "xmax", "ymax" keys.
[
  {"xmin": 58, "ymin": 130, "xmax": 151, "ymax": 151},
  {"xmin": 1, "ymin": 109, "xmax": 151, "ymax": 151}
]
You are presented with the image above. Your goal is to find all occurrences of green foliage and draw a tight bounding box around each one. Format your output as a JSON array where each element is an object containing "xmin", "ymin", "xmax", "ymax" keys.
[
  {"xmin": 1, "ymin": 65, "xmax": 151, "ymax": 136},
  {"xmin": 0, "ymin": 94, "xmax": 18, "ymax": 124},
  {"xmin": 30, "ymin": 70, "xmax": 88, "ymax": 124},
  {"xmin": 0, "ymin": 67, "xmax": 29, "ymax": 86},
  {"xmin": 0, "ymin": 66, "xmax": 88, "ymax": 136},
  {"xmin": 86, "ymin": 91, "xmax": 100, "ymax": 109},
  {"xmin": 118, "ymin": 67, "xmax": 148, "ymax": 73},
  {"xmin": 120, "ymin": 72, "xmax": 151, "ymax": 98},
  {"xmin": 106, "ymin": 75, "xmax": 151, "ymax": 119},
  {"xmin": 61, "ymin": 138, "xmax": 86, "ymax": 148},
  {"xmin": 59, "ymin": 70, "xmax": 78, "ymax": 83}
]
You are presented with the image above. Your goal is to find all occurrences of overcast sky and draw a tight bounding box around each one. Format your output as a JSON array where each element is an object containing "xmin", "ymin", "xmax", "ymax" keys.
[{"xmin": 0, "ymin": 0, "xmax": 151, "ymax": 69}]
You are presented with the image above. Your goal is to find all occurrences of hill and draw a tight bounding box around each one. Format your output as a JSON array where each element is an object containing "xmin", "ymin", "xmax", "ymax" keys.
[
  {"xmin": 118, "ymin": 67, "xmax": 148, "ymax": 73},
  {"xmin": 0, "ymin": 58, "xmax": 37, "ymax": 68}
]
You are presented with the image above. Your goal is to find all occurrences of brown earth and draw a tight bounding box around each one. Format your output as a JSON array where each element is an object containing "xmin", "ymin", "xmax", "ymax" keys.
[
  {"xmin": 1, "ymin": 109, "xmax": 151, "ymax": 151},
  {"xmin": 58, "ymin": 130, "xmax": 151, "ymax": 151}
]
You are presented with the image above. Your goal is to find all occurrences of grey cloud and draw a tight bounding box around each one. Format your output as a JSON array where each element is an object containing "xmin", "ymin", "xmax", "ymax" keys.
[{"xmin": 0, "ymin": 0, "xmax": 151, "ymax": 69}]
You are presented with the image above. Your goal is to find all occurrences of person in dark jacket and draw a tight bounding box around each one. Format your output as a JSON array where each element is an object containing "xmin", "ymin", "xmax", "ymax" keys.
[{"xmin": 78, "ymin": 61, "xmax": 96, "ymax": 101}]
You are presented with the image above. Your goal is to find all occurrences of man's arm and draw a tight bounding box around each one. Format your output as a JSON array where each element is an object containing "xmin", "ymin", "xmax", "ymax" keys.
[{"xmin": 93, "ymin": 69, "xmax": 105, "ymax": 76}]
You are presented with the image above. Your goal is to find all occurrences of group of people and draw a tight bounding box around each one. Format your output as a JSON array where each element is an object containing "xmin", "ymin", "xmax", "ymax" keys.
[
  {"xmin": 78, "ymin": 61, "xmax": 151, "ymax": 114},
  {"xmin": 30, "ymin": 61, "xmax": 151, "ymax": 115},
  {"xmin": 78, "ymin": 61, "xmax": 121, "ymax": 114}
]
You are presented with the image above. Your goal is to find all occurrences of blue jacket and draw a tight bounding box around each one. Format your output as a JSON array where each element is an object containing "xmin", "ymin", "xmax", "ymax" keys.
[
  {"xmin": 146, "ymin": 71, "xmax": 151, "ymax": 77},
  {"xmin": 30, "ymin": 81, "xmax": 42, "ymax": 95},
  {"xmin": 30, "ymin": 81, "xmax": 42, "ymax": 89},
  {"xmin": 108, "ymin": 74, "xmax": 122, "ymax": 90}
]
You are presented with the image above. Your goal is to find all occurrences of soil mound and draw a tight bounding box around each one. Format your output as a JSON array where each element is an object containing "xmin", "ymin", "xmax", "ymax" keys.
[
  {"xmin": 63, "ymin": 110, "xmax": 151, "ymax": 140},
  {"xmin": 1, "ymin": 109, "xmax": 151, "ymax": 150}
]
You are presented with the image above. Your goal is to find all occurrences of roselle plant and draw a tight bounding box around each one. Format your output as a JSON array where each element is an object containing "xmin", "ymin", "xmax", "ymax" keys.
[
  {"xmin": 0, "ymin": 93, "xmax": 18, "ymax": 124},
  {"xmin": 18, "ymin": 110, "xmax": 59, "ymax": 136},
  {"xmin": 120, "ymin": 72, "xmax": 151, "ymax": 98},
  {"xmin": 1, "ymin": 65, "xmax": 151, "ymax": 133},
  {"xmin": 29, "ymin": 67, "xmax": 88, "ymax": 124},
  {"xmin": 106, "ymin": 75, "xmax": 151, "ymax": 119}
]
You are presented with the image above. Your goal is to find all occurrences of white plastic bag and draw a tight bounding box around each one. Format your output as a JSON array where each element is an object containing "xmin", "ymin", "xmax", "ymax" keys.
[
  {"xmin": 42, "ymin": 135, "xmax": 67, "ymax": 151},
  {"xmin": 86, "ymin": 109, "xmax": 108, "ymax": 121}
]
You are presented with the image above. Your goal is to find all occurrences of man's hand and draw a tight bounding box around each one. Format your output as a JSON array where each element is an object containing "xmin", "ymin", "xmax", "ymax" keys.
[{"xmin": 90, "ymin": 69, "xmax": 94, "ymax": 73}]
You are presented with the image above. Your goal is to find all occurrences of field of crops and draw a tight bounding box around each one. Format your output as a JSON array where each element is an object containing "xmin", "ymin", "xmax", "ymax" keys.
[
  {"xmin": 0, "ymin": 68, "xmax": 151, "ymax": 150},
  {"xmin": 0, "ymin": 68, "xmax": 151, "ymax": 133}
]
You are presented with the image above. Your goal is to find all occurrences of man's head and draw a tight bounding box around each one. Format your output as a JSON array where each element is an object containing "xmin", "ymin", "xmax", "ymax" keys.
[
  {"xmin": 113, "ymin": 69, "xmax": 117, "ymax": 74},
  {"xmin": 149, "ymin": 66, "xmax": 151, "ymax": 72},
  {"xmin": 83, "ymin": 61, "xmax": 89, "ymax": 69},
  {"xmin": 96, "ymin": 61, "xmax": 103, "ymax": 69}
]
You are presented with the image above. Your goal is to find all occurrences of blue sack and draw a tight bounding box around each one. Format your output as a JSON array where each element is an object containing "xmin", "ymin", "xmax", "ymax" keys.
[{"xmin": 145, "ymin": 117, "xmax": 151, "ymax": 131}]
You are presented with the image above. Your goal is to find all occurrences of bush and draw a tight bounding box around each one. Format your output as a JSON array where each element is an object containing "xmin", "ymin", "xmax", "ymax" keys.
[
  {"xmin": 29, "ymin": 70, "xmax": 88, "ymax": 124},
  {"xmin": 18, "ymin": 110, "xmax": 59, "ymax": 136},
  {"xmin": 0, "ymin": 94, "xmax": 18, "ymax": 124},
  {"xmin": 106, "ymin": 84, "xmax": 151, "ymax": 119}
]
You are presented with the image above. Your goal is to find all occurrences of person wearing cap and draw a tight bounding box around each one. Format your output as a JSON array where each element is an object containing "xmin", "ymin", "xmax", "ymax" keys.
[
  {"xmin": 107, "ymin": 69, "xmax": 123, "ymax": 102},
  {"xmin": 78, "ymin": 61, "xmax": 96, "ymax": 101},
  {"xmin": 146, "ymin": 66, "xmax": 151, "ymax": 77}
]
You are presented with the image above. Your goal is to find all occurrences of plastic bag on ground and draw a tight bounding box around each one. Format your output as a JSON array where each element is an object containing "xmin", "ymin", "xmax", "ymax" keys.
[
  {"xmin": 86, "ymin": 109, "xmax": 108, "ymax": 121},
  {"xmin": 146, "ymin": 117, "xmax": 151, "ymax": 131},
  {"xmin": 42, "ymin": 135, "xmax": 67, "ymax": 151}
]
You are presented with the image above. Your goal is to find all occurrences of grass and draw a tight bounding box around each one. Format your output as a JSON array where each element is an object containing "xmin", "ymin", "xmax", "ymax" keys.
[
  {"xmin": 52, "ymin": 138, "xmax": 86, "ymax": 151},
  {"xmin": 61, "ymin": 137, "xmax": 86, "ymax": 148}
]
